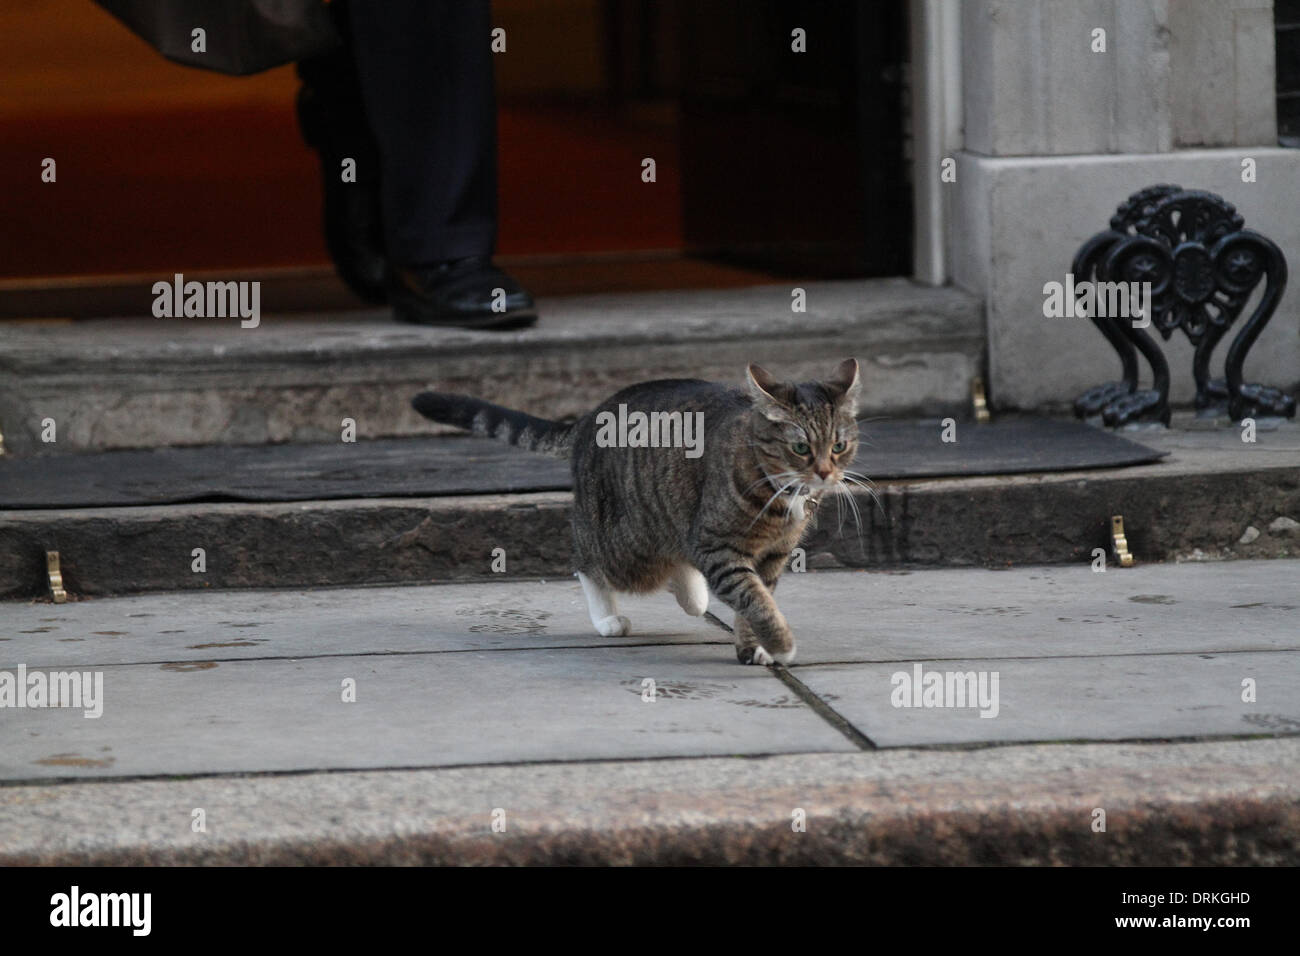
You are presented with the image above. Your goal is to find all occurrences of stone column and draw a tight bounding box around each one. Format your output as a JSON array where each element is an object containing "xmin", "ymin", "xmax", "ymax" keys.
[{"xmin": 949, "ymin": 0, "xmax": 1299, "ymax": 410}]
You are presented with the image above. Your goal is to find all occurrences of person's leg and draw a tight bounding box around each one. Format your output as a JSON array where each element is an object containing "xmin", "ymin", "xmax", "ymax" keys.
[
  {"xmin": 295, "ymin": 2, "xmax": 389, "ymax": 304},
  {"xmin": 347, "ymin": 0, "xmax": 496, "ymax": 264},
  {"xmin": 347, "ymin": 0, "xmax": 534, "ymax": 327}
]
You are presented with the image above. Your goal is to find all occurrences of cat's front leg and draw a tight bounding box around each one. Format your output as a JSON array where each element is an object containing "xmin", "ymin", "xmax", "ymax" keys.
[
  {"xmin": 741, "ymin": 550, "xmax": 797, "ymax": 664},
  {"xmin": 732, "ymin": 615, "xmax": 776, "ymax": 665},
  {"xmin": 700, "ymin": 560, "xmax": 795, "ymax": 665}
]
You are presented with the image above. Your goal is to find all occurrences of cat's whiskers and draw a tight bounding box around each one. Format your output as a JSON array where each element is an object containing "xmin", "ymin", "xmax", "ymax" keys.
[
  {"xmin": 741, "ymin": 469, "xmax": 798, "ymax": 496},
  {"xmin": 746, "ymin": 475, "xmax": 803, "ymax": 531},
  {"xmin": 840, "ymin": 479, "xmax": 864, "ymax": 531},
  {"xmin": 840, "ymin": 472, "xmax": 880, "ymax": 500},
  {"xmin": 842, "ymin": 470, "xmax": 884, "ymax": 516},
  {"xmin": 833, "ymin": 481, "xmax": 847, "ymax": 534},
  {"xmin": 833, "ymin": 479, "xmax": 867, "ymax": 551}
]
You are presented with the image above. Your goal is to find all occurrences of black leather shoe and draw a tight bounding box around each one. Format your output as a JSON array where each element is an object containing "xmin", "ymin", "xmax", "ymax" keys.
[
  {"xmin": 296, "ymin": 82, "xmax": 391, "ymax": 305},
  {"xmin": 390, "ymin": 258, "xmax": 538, "ymax": 330}
]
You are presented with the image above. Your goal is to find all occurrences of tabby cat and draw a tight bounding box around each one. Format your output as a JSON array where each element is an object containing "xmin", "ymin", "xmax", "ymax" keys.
[{"xmin": 412, "ymin": 359, "xmax": 861, "ymax": 665}]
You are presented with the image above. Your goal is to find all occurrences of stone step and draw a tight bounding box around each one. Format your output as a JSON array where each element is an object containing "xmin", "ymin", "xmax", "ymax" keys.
[
  {"xmin": 6, "ymin": 740, "xmax": 1296, "ymax": 865},
  {"xmin": 3, "ymin": 416, "xmax": 1297, "ymax": 599},
  {"xmin": 0, "ymin": 278, "xmax": 982, "ymax": 455}
]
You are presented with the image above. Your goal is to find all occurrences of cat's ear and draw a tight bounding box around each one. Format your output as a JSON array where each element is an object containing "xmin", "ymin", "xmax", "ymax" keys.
[
  {"xmin": 828, "ymin": 358, "xmax": 861, "ymax": 412},
  {"xmin": 746, "ymin": 363, "xmax": 795, "ymax": 419}
]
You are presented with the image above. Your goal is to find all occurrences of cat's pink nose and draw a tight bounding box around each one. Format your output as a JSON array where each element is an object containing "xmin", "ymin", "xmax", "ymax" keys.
[{"xmin": 814, "ymin": 464, "xmax": 833, "ymax": 479}]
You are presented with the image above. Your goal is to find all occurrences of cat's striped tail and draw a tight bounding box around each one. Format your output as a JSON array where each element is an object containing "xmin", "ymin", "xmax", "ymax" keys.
[{"xmin": 411, "ymin": 392, "xmax": 576, "ymax": 458}]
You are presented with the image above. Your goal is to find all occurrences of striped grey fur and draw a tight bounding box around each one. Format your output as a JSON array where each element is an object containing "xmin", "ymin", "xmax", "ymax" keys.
[
  {"xmin": 411, "ymin": 391, "xmax": 575, "ymax": 456},
  {"xmin": 412, "ymin": 359, "xmax": 861, "ymax": 665}
]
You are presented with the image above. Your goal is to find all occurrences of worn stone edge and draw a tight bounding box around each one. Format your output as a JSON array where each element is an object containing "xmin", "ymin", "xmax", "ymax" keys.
[
  {"xmin": 1, "ymin": 740, "xmax": 1297, "ymax": 865},
  {"xmin": 2, "ymin": 455, "xmax": 1297, "ymax": 598}
]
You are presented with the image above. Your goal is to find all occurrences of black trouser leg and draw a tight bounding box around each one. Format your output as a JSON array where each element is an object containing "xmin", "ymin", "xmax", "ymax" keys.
[
  {"xmin": 296, "ymin": 2, "xmax": 390, "ymax": 303},
  {"xmin": 347, "ymin": 0, "xmax": 498, "ymax": 266}
]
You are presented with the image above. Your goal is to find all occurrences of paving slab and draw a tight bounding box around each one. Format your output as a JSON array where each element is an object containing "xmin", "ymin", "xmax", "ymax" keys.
[
  {"xmin": 0, "ymin": 578, "xmax": 726, "ymax": 669},
  {"xmin": 3, "ymin": 563, "xmax": 1297, "ymax": 784},
  {"xmin": 0, "ymin": 644, "xmax": 853, "ymax": 782},
  {"xmin": 792, "ymin": 651, "xmax": 1300, "ymax": 747},
  {"xmin": 752, "ymin": 560, "xmax": 1300, "ymax": 664}
]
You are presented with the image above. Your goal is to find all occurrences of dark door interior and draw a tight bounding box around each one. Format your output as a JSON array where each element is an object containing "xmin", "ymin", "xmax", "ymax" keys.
[
  {"xmin": 3, "ymin": 0, "xmax": 912, "ymax": 297},
  {"xmin": 677, "ymin": 0, "xmax": 911, "ymax": 277}
]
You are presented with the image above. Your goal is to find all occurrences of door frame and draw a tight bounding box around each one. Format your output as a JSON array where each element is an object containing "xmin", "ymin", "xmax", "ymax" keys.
[{"xmin": 909, "ymin": 0, "xmax": 963, "ymax": 286}]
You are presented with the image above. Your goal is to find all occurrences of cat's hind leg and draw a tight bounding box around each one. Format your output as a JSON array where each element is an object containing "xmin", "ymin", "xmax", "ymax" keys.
[
  {"xmin": 577, "ymin": 571, "xmax": 631, "ymax": 637},
  {"xmin": 665, "ymin": 564, "xmax": 709, "ymax": 617}
]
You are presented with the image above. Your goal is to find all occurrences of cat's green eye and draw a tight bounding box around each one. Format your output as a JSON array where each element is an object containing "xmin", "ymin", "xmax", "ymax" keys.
[
  {"xmin": 791, "ymin": 441, "xmax": 811, "ymax": 456},
  {"xmin": 831, "ymin": 441, "xmax": 847, "ymax": 454}
]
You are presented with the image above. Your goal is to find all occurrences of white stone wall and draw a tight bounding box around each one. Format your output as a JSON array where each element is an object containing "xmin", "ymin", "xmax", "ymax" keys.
[
  {"xmin": 962, "ymin": 0, "xmax": 1173, "ymax": 155},
  {"xmin": 953, "ymin": 148, "xmax": 1300, "ymax": 409},
  {"xmin": 949, "ymin": 0, "xmax": 1296, "ymax": 409}
]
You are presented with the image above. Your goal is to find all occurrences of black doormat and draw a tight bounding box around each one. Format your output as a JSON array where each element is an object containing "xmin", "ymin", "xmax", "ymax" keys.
[{"xmin": 0, "ymin": 417, "xmax": 1166, "ymax": 509}]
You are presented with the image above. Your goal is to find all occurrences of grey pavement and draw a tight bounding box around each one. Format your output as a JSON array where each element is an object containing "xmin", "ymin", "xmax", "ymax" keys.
[
  {"xmin": 1, "ymin": 578, "xmax": 728, "ymax": 668},
  {"xmin": 2, "ymin": 562, "xmax": 1298, "ymax": 862},
  {"xmin": 2, "ymin": 561, "xmax": 1298, "ymax": 777}
]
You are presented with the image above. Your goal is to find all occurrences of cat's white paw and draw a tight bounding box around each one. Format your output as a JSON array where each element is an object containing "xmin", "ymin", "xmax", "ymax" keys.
[
  {"xmin": 595, "ymin": 615, "xmax": 632, "ymax": 637},
  {"xmin": 737, "ymin": 644, "xmax": 795, "ymax": 666}
]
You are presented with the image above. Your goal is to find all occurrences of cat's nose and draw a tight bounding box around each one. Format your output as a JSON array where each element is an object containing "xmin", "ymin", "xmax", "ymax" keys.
[{"xmin": 814, "ymin": 464, "xmax": 833, "ymax": 479}]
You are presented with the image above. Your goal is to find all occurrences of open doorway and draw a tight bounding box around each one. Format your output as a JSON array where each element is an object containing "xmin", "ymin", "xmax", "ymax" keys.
[{"xmin": 0, "ymin": 0, "xmax": 910, "ymax": 310}]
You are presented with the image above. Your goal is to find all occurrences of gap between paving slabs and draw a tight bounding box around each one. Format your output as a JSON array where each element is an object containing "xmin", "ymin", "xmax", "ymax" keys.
[{"xmin": 704, "ymin": 610, "xmax": 877, "ymax": 750}]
